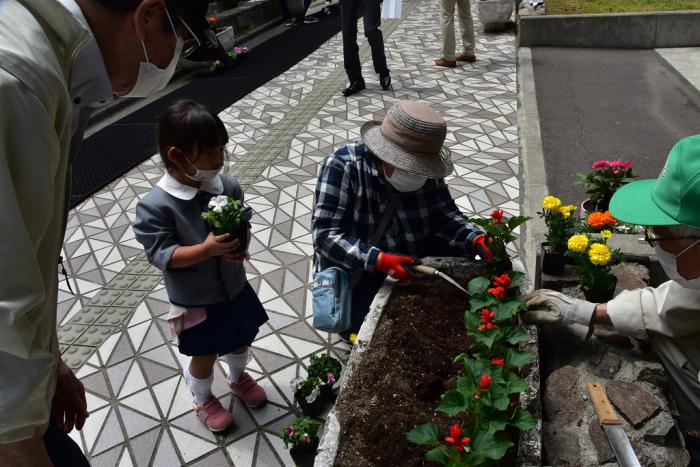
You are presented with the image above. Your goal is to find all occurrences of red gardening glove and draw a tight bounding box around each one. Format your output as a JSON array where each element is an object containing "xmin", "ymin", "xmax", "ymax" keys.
[
  {"xmin": 376, "ymin": 252, "xmax": 417, "ymax": 281},
  {"xmin": 472, "ymin": 234, "xmax": 493, "ymax": 261}
]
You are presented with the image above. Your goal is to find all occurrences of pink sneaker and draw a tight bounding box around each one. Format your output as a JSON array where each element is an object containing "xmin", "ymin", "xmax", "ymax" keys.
[
  {"xmin": 194, "ymin": 395, "xmax": 233, "ymax": 432},
  {"xmin": 229, "ymin": 372, "xmax": 267, "ymax": 407}
]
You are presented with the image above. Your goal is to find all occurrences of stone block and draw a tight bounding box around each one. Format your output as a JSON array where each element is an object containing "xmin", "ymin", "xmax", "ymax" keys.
[
  {"xmin": 62, "ymin": 345, "xmax": 94, "ymax": 369},
  {"xmin": 88, "ymin": 289, "xmax": 124, "ymax": 307},
  {"xmin": 592, "ymin": 352, "xmax": 621, "ymax": 379},
  {"xmin": 74, "ymin": 326, "xmax": 114, "ymax": 347},
  {"xmin": 543, "ymin": 425, "xmax": 581, "ymax": 466},
  {"xmin": 612, "ymin": 262, "xmax": 650, "ymax": 292},
  {"xmin": 544, "ymin": 365, "xmax": 583, "ymax": 424},
  {"xmin": 634, "ymin": 360, "xmax": 667, "ymax": 388},
  {"xmin": 643, "ymin": 410, "xmax": 675, "ymax": 445},
  {"xmin": 588, "ymin": 419, "xmax": 615, "ymax": 464},
  {"xmin": 112, "ymin": 290, "xmax": 147, "ymax": 308},
  {"xmin": 606, "ymin": 380, "xmax": 661, "ymax": 428},
  {"xmin": 57, "ymin": 324, "xmax": 88, "ymax": 345},
  {"xmin": 104, "ymin": 274, "xmax": 139, "ymax": 290},
  {"xmin": 94, "ymin": 307, "xmax": 133, "ymax": 327}
]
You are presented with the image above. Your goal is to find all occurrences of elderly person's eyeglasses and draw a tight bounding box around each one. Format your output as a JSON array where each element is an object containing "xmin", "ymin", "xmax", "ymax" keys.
[
  {"xmin": 178, "ymin": 17, "xmax": 202, "ymax": 59},
  {"xmin": 640, "ymin": 226, "xmax": 700, "ymax": 247}
]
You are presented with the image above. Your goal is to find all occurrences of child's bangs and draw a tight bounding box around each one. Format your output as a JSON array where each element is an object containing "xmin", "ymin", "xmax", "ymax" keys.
[{"xmin": 182, "ymin": 108, "xmax": 229, "ymax": 155}]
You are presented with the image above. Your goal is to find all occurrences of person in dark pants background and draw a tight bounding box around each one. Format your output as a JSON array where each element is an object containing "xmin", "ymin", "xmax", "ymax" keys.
[{"xmin": 340, "ymin": 0, "xmax": 391, "ymax": 96}]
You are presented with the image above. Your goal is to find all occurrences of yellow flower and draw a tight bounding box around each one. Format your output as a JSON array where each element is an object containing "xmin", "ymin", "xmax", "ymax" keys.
[
  {"xmin": 588, "ymin": 243, "xmax": 612, "ymax": 266},
  {"xmin": 542, "ymin": 196, "xmax": 562, "ymax": 211},
  {"xmin": 558, "ymin": 205, "xmax": 577, "ymax": 218},
  {"xmin": 600, "ymin": 230, "xmax": 613, "ymax": 240},
  {"xmin": 349, "ymin": 333, "xmax": 357, "ymax": 344},
  {"xmin": 568, "ymin": 234, "xmax": 589, "ymax": 253}
]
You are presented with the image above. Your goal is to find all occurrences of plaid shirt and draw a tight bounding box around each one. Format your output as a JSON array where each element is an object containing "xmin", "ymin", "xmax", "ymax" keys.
[{"xmin": 312, "ymin": 142, "xmax": 483, "ymax": 273}]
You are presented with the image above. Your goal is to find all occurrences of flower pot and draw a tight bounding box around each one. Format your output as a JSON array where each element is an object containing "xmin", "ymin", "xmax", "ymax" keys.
[
  {"xmin": 295, "ymin": 389, "xmax": 326, "ymax": 416},
  {"xmin": 579, "ymin": 199, "xmax": 595, "ymax": 219},
  {"xmin": 541, "ymin": 243, "xmax": 565, "ymax": 276},
  {"xmin": 211, "ymin": 220, "xmax": 250, "ymax": 254},
  {"xmin": 290, "ymin": 437, "xmax": 319, "ymax": 467},
  {"xmin": 582, "ymin": 277, "xmax": 617, "ymax": 303},
  {"xmin": 477, "ymin": 0, "xmax": 514, "ymax": 32}
]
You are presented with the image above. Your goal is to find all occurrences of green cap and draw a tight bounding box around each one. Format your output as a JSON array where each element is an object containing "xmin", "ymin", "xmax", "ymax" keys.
[{"xmin": 610, "ymin": 135, "xmax": 700, "ymax": 228}]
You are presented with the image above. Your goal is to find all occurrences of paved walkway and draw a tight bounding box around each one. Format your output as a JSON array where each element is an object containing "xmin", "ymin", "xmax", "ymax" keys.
[{"xmin": 56, "ymin": 1, "xmax": 518, "ymax": 465}]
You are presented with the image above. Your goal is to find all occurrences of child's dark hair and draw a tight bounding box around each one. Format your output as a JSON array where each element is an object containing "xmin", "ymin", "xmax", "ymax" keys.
[{"xmin": 157, "ymin": 100, "xmax": 228, "ymax": 169}]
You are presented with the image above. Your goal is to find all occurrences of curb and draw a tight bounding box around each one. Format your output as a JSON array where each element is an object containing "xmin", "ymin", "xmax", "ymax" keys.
[
  {"xmin": 519, "ymin": 10, "xmax": 700, "ymax": 48},
  {"xmin": 517, "ymin": 47, "xmax": 548, "ymax": 281}
]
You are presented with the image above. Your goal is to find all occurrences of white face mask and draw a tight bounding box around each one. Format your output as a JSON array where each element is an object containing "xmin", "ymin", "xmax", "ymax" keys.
[
  {"xmin": 655, "ymin": 243, "xmax": 700, "ymax": 289},
  {"xmin": 120, "ymin": 8, "xmax": 183, "ymax": 98},
  {"xmin": 385, "ymin": 166, "xmax": 428, "ymax": 192},
  {"xmin": 183, "ymin": 157, "xmax": 222, "ymax": 182}
]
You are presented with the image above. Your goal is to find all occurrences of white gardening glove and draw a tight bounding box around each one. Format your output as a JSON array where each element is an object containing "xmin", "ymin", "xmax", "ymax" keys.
[{"xmin": 523, "ymin": 289, "xmax": 597, "ymax": 339}]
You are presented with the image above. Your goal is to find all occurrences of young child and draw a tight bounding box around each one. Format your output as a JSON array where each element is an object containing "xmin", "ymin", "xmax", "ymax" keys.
[{"xmin": 134, "ymin": 100, "xmax": 268, "ymax": 432}]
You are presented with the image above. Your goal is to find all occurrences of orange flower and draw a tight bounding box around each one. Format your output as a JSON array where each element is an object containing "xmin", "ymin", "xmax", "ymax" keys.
[
  {"xmin": 602, "ymin": 211, "xmax": 617, "ymax": 226},
  {"xmin": 491, "ymin": 357, "xmax": 505, "ymax": 367},
  {"xmin": 207, "ymin": 16, "xmax": 217, "ymax": 24},
  {"xmin": 587, "ymin": 211, "xmax": 606, "ymax": 229}
]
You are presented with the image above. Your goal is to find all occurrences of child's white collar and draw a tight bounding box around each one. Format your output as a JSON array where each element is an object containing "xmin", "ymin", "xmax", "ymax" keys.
[{"xmin": 157, "ymin": 171, "xmax": 224, "ymax": 200}]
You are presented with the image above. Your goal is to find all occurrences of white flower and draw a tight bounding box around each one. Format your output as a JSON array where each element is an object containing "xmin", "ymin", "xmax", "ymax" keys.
[
  {"xmin": 208, "ymin": 195, "xmax": 229, "ymax": 211},
  {"xmin": 213, "ymin": 205, "xmax": 223, "ymax": 214},
  {"xmin": 305, "ymin": 385, "xmax": 321, "ymax": 404}
]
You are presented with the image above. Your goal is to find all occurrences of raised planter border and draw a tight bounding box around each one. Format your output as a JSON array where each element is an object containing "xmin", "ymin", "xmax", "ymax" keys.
[
  {"xmin": 518, "ymin": 10, "xmax": 700, "ymax": 48},
  {"xmin": 314, "ymin": 257, "xmax": 542, "ymax": 467}
]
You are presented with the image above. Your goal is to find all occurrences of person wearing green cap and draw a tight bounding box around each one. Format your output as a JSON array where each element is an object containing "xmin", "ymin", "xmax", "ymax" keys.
[{"xmin": 523, "ymin": 135, "xmax": 700, "ymax": 448}]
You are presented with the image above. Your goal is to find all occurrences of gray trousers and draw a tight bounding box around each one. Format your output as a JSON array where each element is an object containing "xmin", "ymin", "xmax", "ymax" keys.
[{"xmin": 440, "ymin": 0, "xmax": 475, "ymax": 60}]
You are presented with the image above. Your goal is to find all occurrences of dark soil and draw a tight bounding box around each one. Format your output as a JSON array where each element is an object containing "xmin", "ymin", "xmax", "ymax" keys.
[{"xmin": 334, "ymin": 264, "xmax": 488, "ymax": 467}]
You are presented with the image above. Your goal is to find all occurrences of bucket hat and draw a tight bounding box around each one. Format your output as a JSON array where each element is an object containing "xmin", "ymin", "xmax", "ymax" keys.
[
  {"xmin": 610, "ymin": 134, "xmax": 700, "ymax": 228},
  {"xmin": 360, "ymin": 100, "xmax": 453, "ymax": 179}
]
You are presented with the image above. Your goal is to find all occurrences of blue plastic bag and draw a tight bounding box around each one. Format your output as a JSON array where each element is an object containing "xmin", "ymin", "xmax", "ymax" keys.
[{"xmin": 311, "ymin": 267, "xmax": 352, "ymax": 333}]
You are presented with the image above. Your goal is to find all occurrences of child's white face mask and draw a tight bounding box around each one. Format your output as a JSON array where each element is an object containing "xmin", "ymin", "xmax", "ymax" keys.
[{"xmin": 183, "ymin": 156, "xmax": 222, "ymax": 182}]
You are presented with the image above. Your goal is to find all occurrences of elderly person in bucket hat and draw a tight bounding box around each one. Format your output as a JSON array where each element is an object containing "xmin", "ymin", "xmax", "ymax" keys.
[
  {"xmin": 524, "ymin": 135, "xmax": 700, "ymax": 451},
  {"xmin": 312, "ymin": 100, "xmax": 490, "ymax": 336}
]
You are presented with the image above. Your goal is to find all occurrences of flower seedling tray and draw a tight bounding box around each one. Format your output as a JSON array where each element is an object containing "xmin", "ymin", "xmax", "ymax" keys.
[{"xmin": 315, "ymin": 258, "xmax": 542, "ymax": 466}]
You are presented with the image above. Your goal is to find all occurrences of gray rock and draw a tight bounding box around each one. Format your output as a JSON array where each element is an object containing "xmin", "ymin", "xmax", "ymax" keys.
[
  {"xmin": 543, "ymin": 425, "xmax": 581, "ymax": 466},
  {"xmin": 544, "ymin": 365, "xmax": 583, "ymax": 424},
  {"xmin": 642, "ymin": 410, "xmax": 675, "ymax": 445},
  {"xmin": 606, "ymin": 380, "xmax": 661, "ymax": 428},
  {"xmin": 634, "ymin": 360, "xmax": 667, "ymax": 388},
  {"xmin": 593, "ymin": 352, "xmax": 622, "ymax": 379},
  {"xmin": 588, "ymin": 419, "xmax": 615, "ymax": 464},
  {"xmin": 612, "ymin": 262, "xmax": 650, "ymax": 292}
]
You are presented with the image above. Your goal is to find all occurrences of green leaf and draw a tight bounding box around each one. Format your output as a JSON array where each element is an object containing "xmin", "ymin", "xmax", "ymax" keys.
[
  {"xmin": 436, "ymin": 390, "xmax": 468, "ymax": 416},
  {"xmin": 507, "ymin": 216, "xmax": 530, "ymax": 230},
  {"xmin": 485, "ymin": 411, "xmax": 509, "ymax": 433},
  {"xmin": 504, "ymin": 347, "xmax": 534, "ymax": 369},
  {"xmin": 471, "ymin": 430, "xmax": 513, "ymax": 461},
  {"xmin": 486, "ymin": 385, "xmax": 511, "ymax": 411},
  {"xmin": 493, "ymin": 301, "xmax": 521, "ymax": 321},
  {"xmin": 468, "ymin": 276, "xmax": 491, "ymax": 295},
  {"xmin": 406, "ymin": 423, "xmax": 438, "ymax": 446},
  {"xmin": 508, "ymin": 271, "xmax": 526, "ymax": 289},
  {"xmin": 503, "ymin": 327, "xmax": 529, "ymax": 346},
  {"xmin": 464, "ymin": 309, "xmax": 482, "ymax": 331},
  {"xmin": 425, "ymin": 447, "xmax": 449, "ymax": 465},
  {"xmin": 503, "ymin": 371, "xmax": 529, "ymax": 394},
  {"xmin": 472, "ymin": 330, "xmax": 497, "ymax": 350},
  {"xmin": 511, "ymin": 407, "xmax": 537, "ymax": 431},
  {"xmin": 469, "ymin": 294, "xmax": 496, "ymax": 313}
]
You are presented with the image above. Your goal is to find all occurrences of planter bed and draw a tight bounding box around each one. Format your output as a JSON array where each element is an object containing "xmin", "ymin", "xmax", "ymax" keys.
[{"xmin": 315, "ymin": 258, "xmax": 542, "ymax": 466}]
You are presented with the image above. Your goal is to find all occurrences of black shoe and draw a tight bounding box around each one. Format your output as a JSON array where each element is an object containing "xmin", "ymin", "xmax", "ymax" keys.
[
  {"xmin": 342, "ymin": 79, "xmax": 366, "ymax": 97},
  {"xmin": 380, "ymin": 73, "xmax": 391, "ymax": 90}
]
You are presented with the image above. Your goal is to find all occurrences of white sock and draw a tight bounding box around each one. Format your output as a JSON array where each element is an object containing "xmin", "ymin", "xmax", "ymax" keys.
[
  {"xmin": 184, "ymin": 368, "xmax": 213, "ymax": 406},
  {"xmin": 220, "ymin": 350, "xmax": 249, "ymax": 384}
]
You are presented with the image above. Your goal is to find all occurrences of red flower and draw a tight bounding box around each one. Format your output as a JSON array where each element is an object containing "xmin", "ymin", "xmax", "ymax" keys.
[
  {"xmin": 492, "ymin": 273, "xmax": 511, "ymax": 288},
  {"xmin": 592, "ymin": 160, "xmax": 610, "ymax": 169},
  {"xmin": 445, "ymin": 424, "xmax": 471, "ymax": 452},
  {"xmin": 478, "ymin": 308, "xmax": 497, "ymax": 332},
  {"xmin": 474, "ymin": 390, "xmax": 482, "ymax": 398},
  {"xmin": 490, "ymin": 209, "xmax": 504, "ymax": 225},
  {"xmin": 491, "ymin": 357, "xmax": 505, "ymax": 367},
  {"xmin": 487, "ymin": 286, "xmax": 506, "ymax": 300},
  {"xmin": 479, "ymin": 375, "xmax": 492, "ymax": 390}
]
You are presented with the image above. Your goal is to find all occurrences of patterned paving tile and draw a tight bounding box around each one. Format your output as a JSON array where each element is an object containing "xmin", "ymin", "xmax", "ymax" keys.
[{"xmin": 55, "ymin": 0, "xmax": 518, "ymax": 464}]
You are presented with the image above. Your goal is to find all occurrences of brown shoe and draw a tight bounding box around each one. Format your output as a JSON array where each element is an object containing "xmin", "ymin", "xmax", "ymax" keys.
[
  {"xmin": 435, "ymin": 58, "xmax": 457, "ymax": 68},
  {"xmin": 456, "ymin": 53, "xmax": 477, "ymax": 63}
]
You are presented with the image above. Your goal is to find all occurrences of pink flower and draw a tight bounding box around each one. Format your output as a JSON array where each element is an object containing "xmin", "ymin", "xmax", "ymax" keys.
[
  {"xmin": 621, "ymin": 161, "xmax": 633, "ymax": 169},
  {"xmin": 609, "ymin": 159, "xmax": 622, "ymax": 168},
  {"xmin": 234, "ymin": 47, "xmax": 243, "ymax": 54},
  {"xmin": 592, "ymin": 160, "xmax": 610, "ymax": 169},
  {"xmin": 326, "ymin": 371, "xmax": 336, "ymax": 386},
  {"xmin": 287, "ymin": 427, "xmax": 296, "ymax": 438},
  {"xmin": 614, "ymin": 170, "xmax": 620, "ymax": 175}
]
